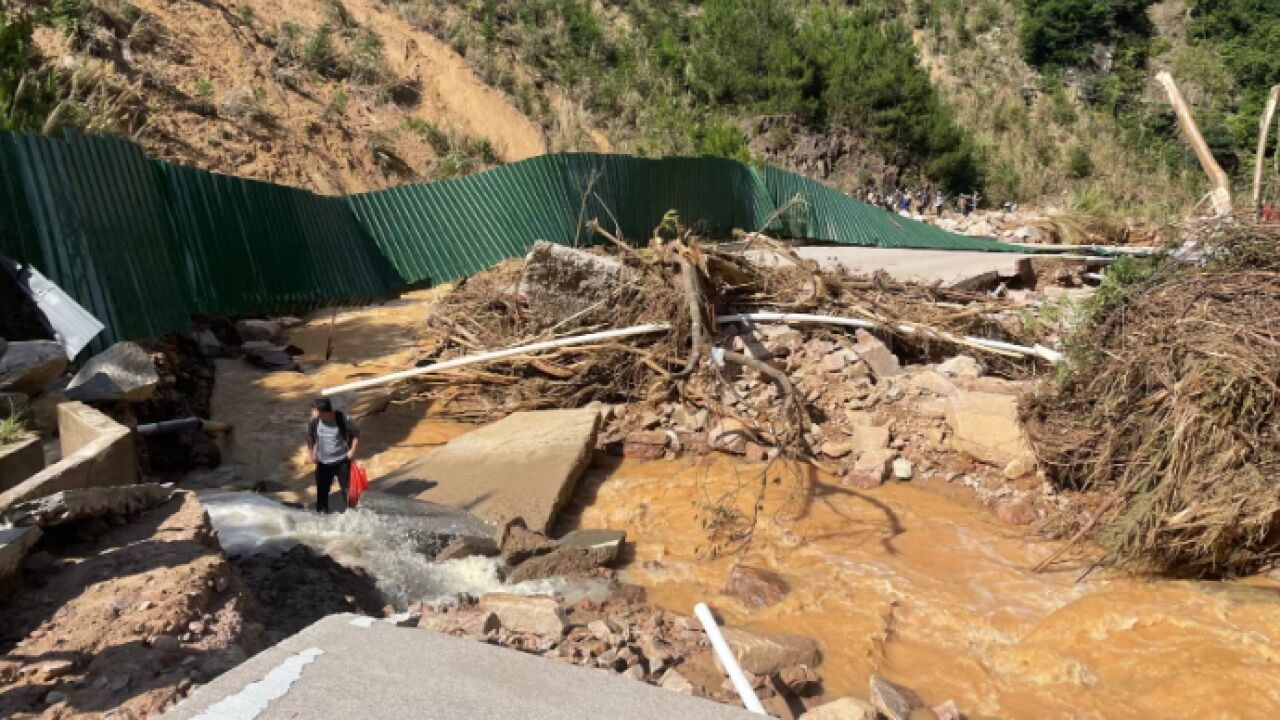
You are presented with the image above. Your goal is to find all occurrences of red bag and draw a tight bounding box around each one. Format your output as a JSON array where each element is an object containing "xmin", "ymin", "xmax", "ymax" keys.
[{"xmin": 348, "ymin": 462, "xmax": 369, "ymax": 507}]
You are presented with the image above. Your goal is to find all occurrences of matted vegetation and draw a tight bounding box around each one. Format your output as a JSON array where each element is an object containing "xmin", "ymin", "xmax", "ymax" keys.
[{"xmin": 1026, "ymin": 218, "xmax": 1280, "ymax": 577}]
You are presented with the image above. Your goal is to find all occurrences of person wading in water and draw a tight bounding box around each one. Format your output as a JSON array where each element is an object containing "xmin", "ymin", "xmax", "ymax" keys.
[{"xmin": 306, "ymin": 398, "xmax": 360, "ymax": 513}]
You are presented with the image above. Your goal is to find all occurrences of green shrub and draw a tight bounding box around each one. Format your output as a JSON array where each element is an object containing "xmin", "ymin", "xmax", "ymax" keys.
[
  {"xmin": 303, "ymin": 23, "xmax": 336, "ymax": 75},
  {"xmin": 328, "ymin": 87, "xmax": 348, "ymax": 116},
  {"xmin": 1068, "ymin": 143, "xmax": 1094, "ymax": 178},
  {"xmin": 343, "ymin": 29, "xmax": 390, "ymax": 86},
  {"xmin": 0, "ymin": 6, "xmax": 58, "ymax": 131}
]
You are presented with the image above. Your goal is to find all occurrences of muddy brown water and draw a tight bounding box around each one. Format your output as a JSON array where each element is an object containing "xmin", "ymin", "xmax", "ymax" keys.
[{"xmin": 210, "ymin": 292, "xmax": 1280, "ymax": 720}]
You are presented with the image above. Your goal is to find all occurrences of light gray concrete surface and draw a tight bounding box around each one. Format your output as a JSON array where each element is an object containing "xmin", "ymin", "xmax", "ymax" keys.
[
  {"xmin": 748, "ymin": 246, "xmax": 1041, "ymax": 288},
  {"xmin": 162, "ymin": 613, "xmax": 754, "ymax": 720}
]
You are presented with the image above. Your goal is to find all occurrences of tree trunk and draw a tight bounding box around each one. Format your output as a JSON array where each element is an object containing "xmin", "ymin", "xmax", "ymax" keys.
[
  {"xmin": 1252, "ymin": 85, "xmax": 1280, "ymax": 217},
  {"xmin": 1156, "ymin": 71, "xmax": 1232, "ymax": 216}
]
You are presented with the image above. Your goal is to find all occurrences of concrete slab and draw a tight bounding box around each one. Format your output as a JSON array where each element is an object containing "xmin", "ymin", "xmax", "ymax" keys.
[
  {"xmin": 0, "ymin": 525, "xmax": 41, "ymax": 579},
  {"xmin": 749, "ymin": 246, "xmax": 1038, "ymax": 289},
  {"xmin": 162, "ymin": 613, "xmax": 753, "ymax": 720},
  {"xmin": 376, "ymin": 409, "xmax": 600, "ymax": 533},
  {"xmin": 0, "ymin": 435, "xmax": 44, "ymax": 493}
]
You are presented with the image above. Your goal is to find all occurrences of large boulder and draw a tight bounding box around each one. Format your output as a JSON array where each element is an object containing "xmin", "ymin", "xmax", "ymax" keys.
[
  {"xmin": 378, "ymin": 408, "xmax": 600, "ymax": 533},
  {"xmin": 65, "ymin": 342, "xmax": 159, "ymax": 403},
  {"xmin": 478, "ymin": 593, "xmax": 567, "ymax": 637},
  {"xmin": 0, "ymin": 341, "xmax": 67, "ymax": 395},
  {"xmin": 518, "ymin": 241, "xmax": 626, "ymax": 319},
  {"xmin": 719, "ymin": 627, "xmax": 820, "ymax": 676},
  {"xmin": 505, "ymin": 546, "xmax": 598, "ymax": 584},
  {"xmin": 945, "ymin": 391, "xmax": 1031, "ymax": 466}
]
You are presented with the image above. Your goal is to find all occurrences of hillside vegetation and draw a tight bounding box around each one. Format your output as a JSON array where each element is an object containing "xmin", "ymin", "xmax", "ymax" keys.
[{"xmin": 2, "ymin": 0, "xmax": 1277, "ymax": 219}]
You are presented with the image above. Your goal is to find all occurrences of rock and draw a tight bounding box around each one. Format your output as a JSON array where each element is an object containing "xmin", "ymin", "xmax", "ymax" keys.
[
  {"xmin": 851, "ymin": 330, "xmax": 901, "ymax": 378},
  {"xmin": 0, "ymin": 391, "xmax": 27, "ymax": 419},
  {"xmin": 0, "ymin": 526, "xmax": 42, "ymax": 579},
  {"xmin": 623, "ymin": 430, "xmax": 669, "ymax": 460},
  {"xmin": 434, "ymin": 535, "xmax": 499, "ymax": 562},
  {"xmin": 2, "ymin": 484, "xmax": 172, "ymax": 528},
  {"xmin": 907, "ymin": 371, "xmax": 959, "ymax": 398},
  {"xmin": 800, "ymin": 697, "xmax": 878, "ymax": 720},
  {"xmin": 193, "ymin": 329, "xmax": 231, "ymax": 358},
  {"xmin": 45, "ymin": 690, "xmax": 68, "ymax": 705},
  {"xmin": 506, "ymin": 546, "xmax": 598, "ymax": 583},
  {"xmin": 152, "ymin": 635, "xmax": 180, "ymax": 652},
  {"xmin": 479, "ymin": 593, "xmax": 567, "ymax": 637},
  {"xmin": 638, "ymin": 634, "xmax": 676, "ymax": 669},
  {"xmin": 778, "ymin": 664, "xmax": 820, "ymax": 695},
  {"xmin": 379, "ymin": 408, "xmax": 599, "ymax": 533},
  {"xmin": 723, "ymin": 564, "xmax": 790, "ymax": 609},
  {"xmin": 388, "ymin": 611, "xmax": 422, "ymax": 627},
  {"xmin": 720, "ymin": 627, "xmax": 820, "ymax": 676},
  {"xmin": 931, "ymin": 700, "xmax": 962, "ymax": 720},
  {"xmin": 621, "ymin": 664, "xmax": 645, "ymax": 681},
  {"xmin": 850, "ymin": 424, "xmax": 891, "ymax": 452},
  {"xmin": 821, "ymin": 440, "xmax": 853, "ymax": 459},
  {"xmin": 518, "ymin": 241, "xmax": 626, "ymax": 318},
  {"xmin": 850, "ymin": 449, "xmax": 896, "ymax": 487},
  {"xmin": 240, "ymin": 342, "xmax": 299, "ymax": 372},
  {"xmin": 945, "ymin": 391, "xmax": 1031, "ymax": 466},
  {"xmin": 996, "ymin": 500, "xmax": 1037, "ymax": 526},
  {"xmin": 0, "ymin": 341, "xmax": 67, "ymax": 395},
  {"xmin": 820, "ymin": 349, "xmax": 858, "ymax": 373},
  {"xmin": 892, "ymin": 457, "xmax": 914, "ymax": 481},
  {"xmin": 937, "ymin": 355, "xmax": 982, "ymax": 380},
  {"xmin": 659, "ymin": 668, "xmax": 695, "ymax": 695},
  {"xmin": 1003, "ymin": 452, "xmax": 1037, "ymax": 479},
  {"xmin": 869, "ymin": 675, "xmax": 917, "ymax": 720},
  {"xmin": 65, "ymin": 342, "xmax": 159, "ymax": 403},
  {"xmin": 235, "ymin": 319, "xmax": 283, "ymax": 343},
  {"xmin": 500, "ymin": 523, "xmax": 559, "ymax": 565},
  {"xmin": 27, "ymin": 391, "xmax": 66, "ymax": 436},
  {"xmin": 558, "ymin": 529, "xmax": 625, "ymax": 565}
]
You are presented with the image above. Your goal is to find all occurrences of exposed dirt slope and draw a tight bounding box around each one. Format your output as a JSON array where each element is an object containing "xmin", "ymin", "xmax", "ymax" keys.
[{"xmin": 20, "ymin": 0, "xmax": 545, "ymax": 194}]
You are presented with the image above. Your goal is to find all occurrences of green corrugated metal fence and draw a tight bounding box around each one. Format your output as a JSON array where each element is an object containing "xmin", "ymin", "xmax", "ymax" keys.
[{"xmin": 0, "ymin": 130, "xmax": 1019, "ymax": 347}]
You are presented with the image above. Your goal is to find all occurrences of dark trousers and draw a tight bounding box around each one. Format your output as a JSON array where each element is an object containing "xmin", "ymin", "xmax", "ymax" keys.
[{"xmin": 315, "ymin": 459, "xmax": 351, "ymax": 513}]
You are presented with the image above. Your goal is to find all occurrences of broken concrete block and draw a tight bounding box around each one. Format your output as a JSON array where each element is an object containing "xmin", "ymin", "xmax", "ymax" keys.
[
  {"xmin": 659, "ymin": 668, "xmax": 695, "ymax": 695},
  {"xmin": 723, "ymin": 563, "xmax": 790, "ymax": 609},
  {"xmin": 945, "ymin": 391, "xmax": 1031, "ymax": 466},
  {"xmin": 719, "ymin": 627, "xmax": 820, "ymax": 676},
  {"xmin": 0, "ymin": 341, "xmax": 67, "ymax": 395},
  {"xmin": 505, "ymin": 546, "xmax": 598, "ymax": 584},
  {"xmin": 499, "ymin": 522, "xmax": 559, "ymax": 565},
  {"xmin": 1, "ymin": 484, "xmax": 173, "ymax": 527},
  {"xmin": 379, "ymin": 408, "xmax": 598, "ymax": 533},
  {"xmin": 478, "ymin": 593, "xmax": 567, "ymax": 637},
  {"xmin": 850, "ymin": 424, "xmax": 890, "ymax": 453},
  {"xmin": 799, "ymin": 697, "xmax": 878, "ymax": 720},
  {"xmin": 0, "ymin": 434, "xmax": 44, "ymax": 493},
  {"xmin": 892, "ymin": 457, "xmax": 914, "ymax": 481},
  {"xmin": 852, "ymin": 330, "xmax": 902, "ymax": 378},
  {"xmin": 235, "ymin": 319, "xmax": 284, "ymax": 344},
  {"xmin": 65, "ymin": 342, "xmax": 159, "ymax": 403},
  {"xmin": 0, "ymin": 525, "xmax": 41, "ymax": 579},
  {"xmin": 623, "ymin": 430, "xmax": 669, "ymax": 460},
  {"xmin": 906, "ymin": 370, "xmax": 959, "ymax": 398},
  {"xmin": 558, "ymin": 528, "xmax": 625, "ymax": 565},
  {"xmin": 518, "ymin": 241, "xmax": 626, "ymax": 318}
]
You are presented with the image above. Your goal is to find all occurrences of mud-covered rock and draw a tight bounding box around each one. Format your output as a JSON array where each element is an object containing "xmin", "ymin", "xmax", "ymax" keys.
[{"xmin": 723, "ymin": 563, "xmax": 790, "ymax": 609}]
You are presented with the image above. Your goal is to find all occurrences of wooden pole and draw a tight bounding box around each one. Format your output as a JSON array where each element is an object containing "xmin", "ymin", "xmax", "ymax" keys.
[
  {"xmin": 1156, "ymin": 71, "xmax": 1232, "ymax": 216},
  {"xmin": 1252, "ymin": 85, "xmax": 1280, "ymax": 218}
]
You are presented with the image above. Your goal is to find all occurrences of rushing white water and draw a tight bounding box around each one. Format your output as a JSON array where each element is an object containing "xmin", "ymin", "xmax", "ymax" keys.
[{"xmin": 200, "ymin": 492, "xmax": 611, "ymax": 608}]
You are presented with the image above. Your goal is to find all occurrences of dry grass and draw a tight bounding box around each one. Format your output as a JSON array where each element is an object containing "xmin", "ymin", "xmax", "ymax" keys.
[{"xmin": 1025, "ymin": 218, "xmax": 1280, "ymax": 576}]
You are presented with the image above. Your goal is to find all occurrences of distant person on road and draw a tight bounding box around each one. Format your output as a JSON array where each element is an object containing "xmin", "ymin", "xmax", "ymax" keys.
[
  {"xmin": 934, "ymin": 191, "xmax": 945, "ymax": 217},
  {"xmin": 307, "ymin": 397, "xmax": 360, "ymax": 513}
]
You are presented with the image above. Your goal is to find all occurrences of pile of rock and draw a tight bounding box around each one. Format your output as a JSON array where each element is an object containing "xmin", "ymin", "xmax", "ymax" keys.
[
  {"xmin": 600, "ymin": 322, "xmax": 1047, "ymax": 525},
  {"xmin": 410, "ymin": 589, "xmax": 830, "ymax": 718}
]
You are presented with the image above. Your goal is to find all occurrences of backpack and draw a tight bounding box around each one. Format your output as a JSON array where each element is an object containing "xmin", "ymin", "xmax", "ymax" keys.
[{"xmin": 308, "ymin": 412, "xmax": 352, "ymax": 446}]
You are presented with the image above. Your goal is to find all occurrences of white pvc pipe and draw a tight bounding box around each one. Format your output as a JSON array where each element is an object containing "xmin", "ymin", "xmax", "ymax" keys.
[
  {"xmin": 693, "ymin": 602, "xmax": 767, "ymax": 715},
  {"xmin": 717, "ymin": 312, "xmax": 1063, "ymax": 363},
  {"xmin": 320, "ymin": 309, "xmax": 1065, "ymax": 397},
  {"xmin": 319, "ymin": 323, "xmax": 671, "ymax": 396}
]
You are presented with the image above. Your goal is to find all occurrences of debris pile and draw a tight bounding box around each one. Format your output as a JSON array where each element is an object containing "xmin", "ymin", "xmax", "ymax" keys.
[{"xmin": 1026, "ymin": 218, "xmax": 1280, "ymax": 576}]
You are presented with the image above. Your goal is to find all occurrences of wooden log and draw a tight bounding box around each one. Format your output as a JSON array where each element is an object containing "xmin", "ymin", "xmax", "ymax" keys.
[
  {"xmin": 1252, "ymin": 85, "xmax": 1280, "ymax": 218},
  {"xmin": 1156, "ymin": 71, "xmax": 1232, "ymax": 216}
]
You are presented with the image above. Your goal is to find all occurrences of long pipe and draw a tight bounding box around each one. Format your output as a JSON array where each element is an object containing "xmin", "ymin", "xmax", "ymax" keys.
[
  {"xmin": 717, "ymin": 312, "xmax": 1064, "ymax": 364},
  {"xmin": 320, "ymin": 323, "xmax": 671, "ymax": 396},
  {"xmin": 135, "ymin": 417, "xmax": 203, "ymax": 436},
  {"xmin": 693, "ymin": 602, "xmax": 766, "ymax": 715},
  {"xmin": 319, "ymin": 312, "xmax": 1065, "ymax": 396}
]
